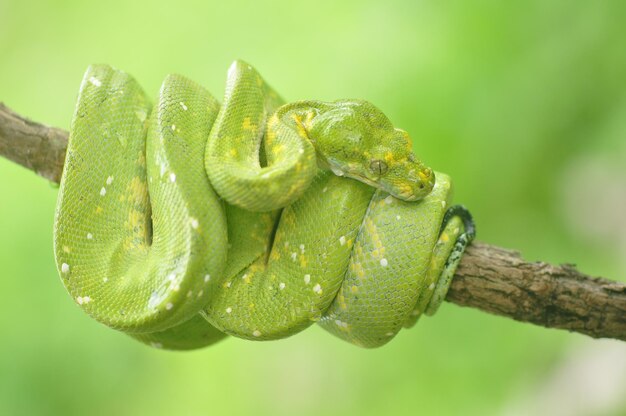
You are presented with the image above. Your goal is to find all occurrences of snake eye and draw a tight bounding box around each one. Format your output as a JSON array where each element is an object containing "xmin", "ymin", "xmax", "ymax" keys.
[{"xmin": 369, "ymin": 159, "xmax": 388, "ymax": 175}]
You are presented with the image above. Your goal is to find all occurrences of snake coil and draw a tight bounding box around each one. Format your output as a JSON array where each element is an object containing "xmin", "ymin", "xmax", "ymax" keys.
[{"xmin": 54, "ymin": 61, "xmax": 475, "ymax": 349}]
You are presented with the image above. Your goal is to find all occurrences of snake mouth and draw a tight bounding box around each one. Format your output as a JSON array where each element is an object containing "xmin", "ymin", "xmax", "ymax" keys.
[
  {"xmin": 393, "ymin": 189, "xmax": 425, "ymax": 202},
  {"xmin": 396, "ymin": 190, "xmax": 421, "ymax": 201},
  {"xmin": 384, "ymin": 172, "xmax": 435, "ymax": 201},
  {"xmin": 342, "ymin": 171, "xmax": 434, "ymax": 202},
  {"xmin": 350, "ymin": 174, "xmax": 379, "ymax": 189}
]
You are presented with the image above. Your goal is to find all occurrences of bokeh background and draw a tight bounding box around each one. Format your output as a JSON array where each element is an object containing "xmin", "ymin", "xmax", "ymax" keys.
[{"xmin": 1, "ymin": 1, "xmax": 625, "ymax": 415}]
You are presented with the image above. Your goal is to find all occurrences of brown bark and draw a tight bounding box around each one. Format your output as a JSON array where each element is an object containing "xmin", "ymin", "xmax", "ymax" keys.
[
  {"xmin": 1, "ymin": 102, "xmax": 625, "ymax": 341},
  {"xmin": 0, "ymin": 103, "xmax": 67, "ymax": 183},
  {"xmin": 448, "ymin": 242, "xmax": 625, "ymax": 341}
]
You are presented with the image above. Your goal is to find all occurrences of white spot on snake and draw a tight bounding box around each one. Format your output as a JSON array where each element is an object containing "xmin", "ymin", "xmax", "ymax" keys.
[
  {"xmin": 77, "ymin": 296, "xmax": 91, "ymax": 305},
  {"xmin": 241, "ymin": 273, "xmax": 248, "ymax": 280},
  {"xmin": 166, "ymin": 303, "xmax": 173, "ymax": 310},
  {"xmin": 106, "ymin": 176, "xmax": 114, "ymax": 185},
  {"xmin": 225, "ymin": 281, "xmax": 231, "ymax": 288},
  {"xmin": 226, "ymin": 307, "xmax": 232, "ymax": 314},
  {"xmin": 386, "ymin": 332, "xmax": 394, "ymax": 336},
  {"xmin": 261, "ymin": 173, "xmax": 270, "ymax": 179},
  {"xmin": 197, "ymin": 290, "xmax": 204, "ymax": 297},
  {"xmin": 160, "ymin": 164, "xmax": 166, "ymax": 177},
  {"xmin": 103, "ymin": 277, "xmax": 108, "ymax": 283},
  {"xmin": 380, "ymin": 258, "xmax": 388, "ymax": 267},
  {"xmin": 87, "ymin": 233, "xmax": 93, "ymax": 240},
  {"xmin": 335, "ymin": 320, "xmax": 348, "ymax": 328},
  {"xmin": 252, "ymin": 330, "xmax": 261, "ymax": 337},
  {"xmin": 298, "ymin": 148, "xmax": 304, "ymax": 154},
  {"xmin": 304, "ymin": 274, "xmax": 311, "ymax": 284},
  {"xmin": 190, "ymin": 218, "xmax": 199, "ymax": 229},
  {"xmin": 169, "ymin": 173, "xmax": 176, "ymax": 183},
  {"xmin": 313, "ymin": 284, "xmax": 322, "ymax": 294},
  {"xmin": 396, "ymin": 215, "xmax": 401, "ymax": 220},
  {"xmin": 291, "ymin": 252, "xmax": 297, "ymax": 261},
  {"xmin": 204, "ymin": 274, "xmax": 211, "ymax": 282},
  {"xmin": 167, "ymin": 273, "xmax": 176, "ymax": 281},
  {"xmin": 171, "ymin": 124, "xmax": 176, "ymax": 131},
  {"xmin": 61, "ymin": 263, "xmax": 70, "ymax": 273},
  {"xmin": 151, "ymin": 342, "xmax": 163, "ymax": 349},
  {"xmin": 322, "ymin": 187, "xmax": 328, "ymax": 193},
  {"xmin": 441, "ymin": 200, "xmax": 447, "ymax": 208},
  {"xmin": 428, "ymin": 282, "xmax": 435, "ymax": 290},
  {"xmin": 339, "ymin": 236, "xmax": 346, "ymax": 246},
  {"xmin": 88, "ymin": 76, "xmax": 102, "ymax": 87},
  {"xmin": 100, "ymin": 187, "xmax": 106, "ymax": 196},
  {"xmin": 186, "ymin": 290, "xmax": 192, "ymax": 297},
  {"xmin": 299, "ymin": 244, "xmax": 305, "ymax": 253},
  {"xmin": 384, "ymin": 195, "xmax": 394, "ymax": 204},
  {"xmin": 136, "ymin": 108, "xmax": 147, "ymax": 122},
  {"xmin": 179, "ymin": 102, "xmax": 188, "ymax": 111},
  {"xmin": 279, "ymin": 282, "xmax": 285, "ymax": 290}
]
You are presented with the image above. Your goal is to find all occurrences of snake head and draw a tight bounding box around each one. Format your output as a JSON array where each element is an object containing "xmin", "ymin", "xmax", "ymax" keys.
[
  {"xmin": 309, "ymin": 100, "xmax": 435, "ymax": 201},
  {"xmin": 363, "ymin": 132, "xmax": 435, "ymax": 201}
]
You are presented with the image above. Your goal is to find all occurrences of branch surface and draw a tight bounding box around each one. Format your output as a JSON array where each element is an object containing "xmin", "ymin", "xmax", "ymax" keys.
[
  {"xmin": 1, "ymin": 103, "xmax": 625, "ymax": 341},
  {"xmin": 0, "ymin": 103, "xmax": 67, "ymax": 183}
]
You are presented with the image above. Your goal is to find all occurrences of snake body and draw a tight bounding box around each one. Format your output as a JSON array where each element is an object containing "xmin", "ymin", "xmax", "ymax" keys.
[{"xmin": 54, "ymin": 61, "xmax": 474, "ymax": 349}]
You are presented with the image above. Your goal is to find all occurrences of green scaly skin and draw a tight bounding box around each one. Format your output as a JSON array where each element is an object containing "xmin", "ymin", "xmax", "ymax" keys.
[
  {"xmin": 54, "ymin": 60, "xmax": 475, "ymax": 350},
  {"xmin": 205, "ymin": 61, "xmax": 435, "ymax": 212}
]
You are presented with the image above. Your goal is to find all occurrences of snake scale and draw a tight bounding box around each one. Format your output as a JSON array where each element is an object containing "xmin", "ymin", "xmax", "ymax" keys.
[{"xmin": 54, "ymin": 61, "xmax": 475, "ymax": 350}]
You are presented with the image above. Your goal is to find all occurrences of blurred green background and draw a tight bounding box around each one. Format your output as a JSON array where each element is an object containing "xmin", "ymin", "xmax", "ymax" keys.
[{"xmin": 1, "ymin": 1, "xmax": 625, "ymax": 415}]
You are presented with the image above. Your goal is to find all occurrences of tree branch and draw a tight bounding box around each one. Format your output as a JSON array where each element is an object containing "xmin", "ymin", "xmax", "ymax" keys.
[
  {"xmin": 448, "ymin": 242, "xmax": 625, "ymax": 341},
  {"xmin": 1, "ymin": 102, "xmax": 624, "ymax": 342},
  {"xmin": 0, "ymin": 103, "xmax": 67, "ymax": 183}
]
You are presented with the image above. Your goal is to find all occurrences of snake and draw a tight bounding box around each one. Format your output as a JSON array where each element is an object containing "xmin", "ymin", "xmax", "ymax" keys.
[{"xmin": 53, "ymin": 61, "xmax": 475, "ymax": 350}]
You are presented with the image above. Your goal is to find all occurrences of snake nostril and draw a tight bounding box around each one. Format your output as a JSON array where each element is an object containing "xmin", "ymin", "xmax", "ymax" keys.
[{"xmin": 418, "ymin": 168, "xmax": 432, "ymax": 181}]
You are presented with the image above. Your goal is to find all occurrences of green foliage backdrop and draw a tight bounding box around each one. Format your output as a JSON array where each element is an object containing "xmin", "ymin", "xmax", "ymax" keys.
[{"xmin": 1, "ymin": 1, "xmax": 625, "ymax": 415}]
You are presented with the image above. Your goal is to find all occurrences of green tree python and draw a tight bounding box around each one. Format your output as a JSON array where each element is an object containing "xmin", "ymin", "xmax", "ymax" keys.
[{"xmin": 53, "ymin": 61, "xmax": 475, "ymax": 350}]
